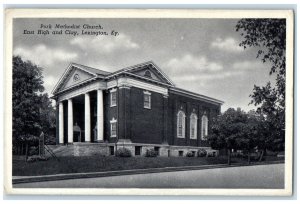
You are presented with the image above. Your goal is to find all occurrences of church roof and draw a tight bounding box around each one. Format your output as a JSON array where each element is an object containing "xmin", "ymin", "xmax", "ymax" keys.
[
  {"xmin": 71, "ymin": 61, "xmax": 175, "ymax": 86},
  {"xmin": 107, "ymin": 61, "xmax": 175, "ymax": 86},
  {"xmin": 71, "ymin": 63, "xmax": 111, "ymax": 76},
  {"xmin": 52, "ymin": 61, "xmax": 175, "ymax": 95},
  {"xmin": 51, "ymin": 61, "xmax": 224, "ymax": 105},
  {"xmin": 170, "ymin": 87, "xmax": 224, "ymax": 105}
]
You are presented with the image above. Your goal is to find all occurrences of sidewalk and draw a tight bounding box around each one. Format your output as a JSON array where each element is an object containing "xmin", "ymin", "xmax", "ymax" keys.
[{"xmin": 12, "ymin": 160, "xmax": 284, "ymax": 184}]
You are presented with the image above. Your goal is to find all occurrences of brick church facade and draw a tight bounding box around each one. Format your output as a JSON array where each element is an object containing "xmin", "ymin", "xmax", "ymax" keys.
[{"xmin": 52, "ymin": 61, "xmax": 223, "ymax": 157}]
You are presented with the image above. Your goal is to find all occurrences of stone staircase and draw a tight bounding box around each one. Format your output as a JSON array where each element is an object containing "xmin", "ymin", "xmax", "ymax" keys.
[
  {"xmin": 45, "ymin": 145, "xmax": 75, "ymax": 157},
  {"xmin": 45, "ymin": 143, "xmax": 109, "ymax": 157}
]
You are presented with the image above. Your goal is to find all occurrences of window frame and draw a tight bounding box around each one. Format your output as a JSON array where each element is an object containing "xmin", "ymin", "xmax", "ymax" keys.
[
  {"xmin": 143, "ymin": 91, "xmax": 151, "ymax": 109},
  {"xmin": 154, "ymin": 146, "xmax": 160, "ymax": 156},
  {"xmin": 109, "ymin": 146, "xmax": 115, "ymax": 155},
  {"xmin": 201, "ymin": 115, "xmax": 208, "ymax": 140},
  {"xmin": 110, "ymin": 117, "xmax": 117, "ymax": 137},
  {"xmin": 189, "ymin": 113, "xmax": 198, "ymax": 140},
  {"xmin": 135, "ymin": 146, "xmax": 142, "ymax": 156},
  {"xmin": 110, "ymin": 88, "xmax": 117, "ymax": 107},
  {"xmin": 177, "ymin": 110, "xmax": 186, "ymax": 138}
]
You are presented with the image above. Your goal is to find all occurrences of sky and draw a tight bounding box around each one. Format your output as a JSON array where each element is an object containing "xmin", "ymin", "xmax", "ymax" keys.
[{"xmin": 13, "ymin": 18, "xmax": 275, "ymax": 112}]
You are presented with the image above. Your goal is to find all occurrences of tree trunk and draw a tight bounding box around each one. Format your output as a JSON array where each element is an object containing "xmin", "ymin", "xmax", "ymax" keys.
[
  {"xmin": 25, "ymin": 143, "xmax": 28, "ymax": 162},
  {"xmin": 248, "ymin": 150, "xmax": 251, "ymax": 165},
  {"xmin": 39, "ymin": 138, "xmax": 41, "ymax": 156},
  {"xmin": 227, "ymin": 149, "xmax": 231, "ymax": 165},
  {"xmin": 259, "ymin": 149, "xmax": 265, "ymax": 162}
]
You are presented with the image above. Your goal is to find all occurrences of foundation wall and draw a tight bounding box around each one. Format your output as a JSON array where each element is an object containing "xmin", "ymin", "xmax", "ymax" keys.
[{"xmin": 60, "ymin": 142, "xmax": 218, "ymax": 157}]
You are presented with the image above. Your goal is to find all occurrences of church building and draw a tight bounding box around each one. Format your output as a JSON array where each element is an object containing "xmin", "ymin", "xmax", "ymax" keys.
[{"xmin": 52, "ymin": 61, "xmax": 223, "ymax": 157}]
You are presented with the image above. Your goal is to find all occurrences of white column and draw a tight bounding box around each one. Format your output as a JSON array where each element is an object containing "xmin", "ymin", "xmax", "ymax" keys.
[
  {"xmin": 68, "ymin": 98, "xmax": 73, "ymax": 143},
  {"xmin": 97, "ymin": 89, "xmax": 104, "ymax": 141},
  {"xmin": 85, "ymin": 93, "xmax": 91, "ymax": 142},
  {"xmin": 59, "ymin": 102, "xmax": 64, "ymax": 144}
]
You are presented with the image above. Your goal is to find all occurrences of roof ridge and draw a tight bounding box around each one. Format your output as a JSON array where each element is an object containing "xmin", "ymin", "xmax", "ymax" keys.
[
  {"xmin": 105, "ymin": 61, "xmax": 153, "ymax": 76},
  {"xmin": 107, "ymin": 60, "xmax": 175, "ymax": 86},
  {"xmin": 122, "ymin": 60, "xmax": 154, "ymax": 71},
  {"xmin": 71, "ymin": 62, "xmax": 111, "ymax": 75}
]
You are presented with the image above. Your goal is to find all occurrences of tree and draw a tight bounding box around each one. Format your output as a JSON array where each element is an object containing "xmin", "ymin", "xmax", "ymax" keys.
[
  {"xmin": 244, "ymin": 110, "xmax": 269, "ymax": 162},
  {"xmin": 39, "ymin": 93, "xmax": 56, "ymax": 145},
  {"xmin": 208, "ymin": 108, "xmax": 249, "ymax": 165},
  {"xmin": 236, "ymin": 19, "xmax": 286, "ymax": 151},
  {"xmin": 208, "ymin": 108, "xmax": 268, "ymax": 165},
  {"xmin": 12, "ymin": 56, "xmax": 55, "ymax": 155}
]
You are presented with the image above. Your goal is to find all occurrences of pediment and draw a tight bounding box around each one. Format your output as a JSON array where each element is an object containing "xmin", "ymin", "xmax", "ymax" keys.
[
  {"xmin": 131, "ymin": 68, "xmax": 162, "ymax": 81},
  {"xmin": 52, "ymin": 64, "xmax": 97, "ymax": 94},
  {"xmin": 125, "ymin": 62, "xmax": 175, "ymax": 86},
  {"xmin": 60, "ymin": 68, "xmax": 94, "ymax": 90}
]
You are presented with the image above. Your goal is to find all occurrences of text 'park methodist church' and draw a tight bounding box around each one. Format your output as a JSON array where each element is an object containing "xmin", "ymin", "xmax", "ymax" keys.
[{"xmin": 52, "ymin": 61, "xmax": 223, "ymax": 157}]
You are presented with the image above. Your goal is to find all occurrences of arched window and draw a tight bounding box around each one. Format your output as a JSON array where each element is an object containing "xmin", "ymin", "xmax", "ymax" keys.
[
  {"xmin": 201, "ymin": 115, "xmax": 208, "ymax": 140},
  {"xmin": 190, "ymin": 113, "xmax": 198, "ymax": 139},
  {"xmin": 177, "ymin": 111, "xmax": 186, "ymax": 138}
]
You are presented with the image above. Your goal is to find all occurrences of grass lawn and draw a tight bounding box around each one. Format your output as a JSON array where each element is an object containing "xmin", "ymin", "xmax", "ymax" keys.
[{"xmin": 12, "ymin": 155, "xmax": 284, "ymax": 176}]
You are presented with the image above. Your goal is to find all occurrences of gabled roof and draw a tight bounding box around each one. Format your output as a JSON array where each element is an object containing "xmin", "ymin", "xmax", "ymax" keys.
[
  {"xmin": 107, "ymin": 61, "xmax": 175, "ymax": 86},
  {"xmin": 52, "ymin": 62, "xmax": 105, "ymax": 94},
  {"xmin": 71, "ymin": 63, "xmax": 111, "ymax": 76},
  {"xmin": 52, "ymin": 61, "xmax": 175, "ymax": 95},
  {"xmin": 52, "ymin": 61, "xmax": 223, "ymax": 106},
  {"xmin": 52, "ymin": 61, "xmax": 224, "ymax": 106},
  {"xmin": 170, "ymin": 87, "xmax": 224, "ymax": 105}
]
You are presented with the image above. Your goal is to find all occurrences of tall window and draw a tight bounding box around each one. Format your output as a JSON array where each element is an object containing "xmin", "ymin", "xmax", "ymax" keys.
[
  {"xmin": 143, "ymin": 91, "xmax": 151, "ymax": 109},
  {"xmin": 177, "ymin": 110, "xmax": 186, "ymax": 138},
  {"xmin": 190, "ymin": 113, "xmax": 198, "ymax": 139},
  {"xmin": 201, "ymin": 115, "xmax": 208, "ymax": 140},
  {"xmin": 110, "ymin": 117, "xmax": 117, "ymax": 137},
  {"xmin": 110, "ymin": 89, "xmax": 117, "ymax": 107}
]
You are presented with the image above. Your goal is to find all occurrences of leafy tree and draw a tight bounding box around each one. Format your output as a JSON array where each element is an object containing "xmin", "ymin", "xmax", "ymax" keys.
[
  {"xmin": 208, "ymin": 108, "xmax": 268, "ymax": 164},
  {"xmin": 236, "ymin": 19, "xmax": 286, "ymax": 151},
  {"xmin": 39, "ymin": 93, "xmax": 56, "ymax": 145},
  {"xmin": 13, "ymin": 56, "xmax": 55, "ymax": 155},
  {"xmin": 208, "ymin": 108, "xmax": 248, "ymax": 165},
  {"xmin": 244, "ymin": 110, "xmax": 268, "ymax": 162}
]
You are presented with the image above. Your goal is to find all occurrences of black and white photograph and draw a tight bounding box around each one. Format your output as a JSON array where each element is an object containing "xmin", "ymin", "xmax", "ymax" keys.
[{"xmin": 4, "ymin": 9, "xmax": 294, "ymax": 195}]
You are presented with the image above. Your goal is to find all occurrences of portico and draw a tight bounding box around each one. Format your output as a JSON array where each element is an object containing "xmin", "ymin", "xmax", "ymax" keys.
[{"xmin": 57, "ymin": 88, "xmax": 104, "ymax": 144}]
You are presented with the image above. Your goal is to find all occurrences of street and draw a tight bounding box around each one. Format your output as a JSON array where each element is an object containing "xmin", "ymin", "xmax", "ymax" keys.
[{"xmin": 14, "ymin": 163, "xmax": 284, "ymax": 188}]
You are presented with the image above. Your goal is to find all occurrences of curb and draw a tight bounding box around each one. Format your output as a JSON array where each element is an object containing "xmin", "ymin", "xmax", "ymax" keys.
[{"xmin": 12, "ymin": 160, "xmax": 284, "ymax": 184}]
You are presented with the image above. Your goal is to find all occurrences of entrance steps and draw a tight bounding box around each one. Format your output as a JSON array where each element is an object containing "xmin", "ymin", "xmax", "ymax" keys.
[
  {"xmin": 45, "ymin": 145, "xmax": 75, "ymax": 157},
  {"xmin": 45, "ymin": 143, "xmax": 109, "ymax": 157}
]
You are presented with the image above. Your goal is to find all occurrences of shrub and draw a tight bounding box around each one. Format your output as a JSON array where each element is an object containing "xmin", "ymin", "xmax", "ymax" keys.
[
  {"xmin": 197, "ymin": 148, "xmax": 207, "ymax": 157},
  {"xmin": 206, "ymin": 151, "xmax": 215, "ymax": 157},
  {"xmin": 186, "ymin": 151, "xmax": 195, "ymax": 157},
  {"xmin": 116, "ymin": 148, "xmax": 132, "ymax": 157},
  {"xmin": 145, "ymin": 148, "xmax": 157, "ymax": 157}
]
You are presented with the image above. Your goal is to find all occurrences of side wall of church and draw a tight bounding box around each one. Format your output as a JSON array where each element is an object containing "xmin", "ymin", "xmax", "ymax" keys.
[
  {"xmin": 167, "ymin": 91, "xmax": 221, "ymax": 147},
  {"xmin": 103, "ymin": 85, "xmax": 221, "ymax": 147}
]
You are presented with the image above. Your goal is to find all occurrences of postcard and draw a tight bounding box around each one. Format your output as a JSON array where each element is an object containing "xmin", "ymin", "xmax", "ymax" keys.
[{"xmin": 4, "ymin": 9, "xmax": 294, "ymax": 196}]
